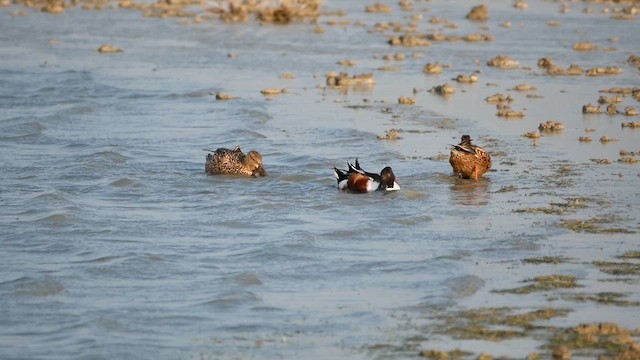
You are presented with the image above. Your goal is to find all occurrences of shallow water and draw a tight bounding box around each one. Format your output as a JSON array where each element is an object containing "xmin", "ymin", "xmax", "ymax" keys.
[{"xmin": 1, "ymin": 0, "xmax": 639, "ymax": 359}]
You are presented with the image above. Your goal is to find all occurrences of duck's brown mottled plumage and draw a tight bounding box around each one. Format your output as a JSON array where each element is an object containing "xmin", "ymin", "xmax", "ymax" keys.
[
  {"xmin": 449, "ymin": 135, "xmax": 492, "ymax": 180},
  {"xmin": 205, "ymin": 146, "xmax": 266, "ymax": 177}
]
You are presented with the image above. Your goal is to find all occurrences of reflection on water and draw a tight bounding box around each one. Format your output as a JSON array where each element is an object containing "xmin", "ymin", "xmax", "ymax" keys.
[{"xmin": 449, "ymin": 176, "xmax": 491, "ymax": 207}]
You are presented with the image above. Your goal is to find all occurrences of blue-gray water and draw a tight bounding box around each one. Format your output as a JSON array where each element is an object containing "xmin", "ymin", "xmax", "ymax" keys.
[{"xmin": 1, "ymin": 1, "xmax": 639, "ymax": 359}]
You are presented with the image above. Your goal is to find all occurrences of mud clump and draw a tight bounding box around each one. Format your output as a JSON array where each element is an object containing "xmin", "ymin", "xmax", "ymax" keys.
[
  {"xmin": 466, "ymin": 4, "xmax": 488, "ymax": 21},
  {"xmin": 485, "ymin": 93, "xmax": 513, "ymax": 103},
  {"xmin": 539, "ymin": 121, "xmax": 564, "ymax": 132},
  {"xmin": 454, "ymin": 74, "xmax": 478, "ymax": 83},
  {"xmin": 622, "ymin": 121, "xmax": 640, "ymax": 129},
  {"xmin": 513, "ymin": 83, "xmax": 536, "ymax": 91},
  {"xmin": 598, "ymin": 95, "xmax": 622, "ymax": 104},
  {"xmin": 365, "ymin": 2, "xmax": 391, "ymax": 13},
  {"xmin": 98, "ymin": 44, "xmax": 123, "ymax": 53},
  {"xmin": 586, "ymin": 66, "xmax": 622, "ymax": 76},
  {"xmin": 573, "ymin": 41, "xmax": 595, "ymax": 51},
  {"xmin": 388, "ymin": 34, "xmax": 431, "ymax": 47},
  {"xmin": 398, "ymin": 96, "xmax": 415, "ymax": 105},
  {"xmin": 215, "ymin": 92, "xmax": 235, "ymax": 100},
  {"xmin": 582, "ymin": 103, "xmax": 602, "ymax": 114},
  {"xmin": 522, "ymin": 131, "xmax": 540, "ymax": 139},
  {"xmin": 378, "ymin": 129, "xmax": 401, "ymax": 140},
  {"xmin": 429, "ymin": 83, "xmax": 455, "ymax": 96},
  {"xmin": 487, "ymin": 55, "xmax": 519, "ymax": 69},
  {"xmin": 423, "ymin": 63, "xmax": 443, "ymax": 74},
  {"xmin": 496, "ymin": 107, "xmax": 525, "ymax": 118},
  {"xmin": 218, "ymin": 0, "xmax": 323, "ymax": 23},
  {"xmin": 326, "ymin": 72, "xmax": 375, "ymax": 87}
]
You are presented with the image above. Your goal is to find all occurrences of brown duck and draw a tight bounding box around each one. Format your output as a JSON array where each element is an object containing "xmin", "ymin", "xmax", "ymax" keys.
[
  {"xmin": 449, "ymin": 135, "xmax": 492, "ymax": 180},
  {"xmin": 205, "ymin": 146, "xmax": 266, "ymax": 177}
]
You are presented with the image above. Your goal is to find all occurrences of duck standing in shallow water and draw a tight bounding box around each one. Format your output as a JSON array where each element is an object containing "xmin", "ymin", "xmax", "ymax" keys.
[
  {"xmin": 449, "ymin": 135, "xmax": 492, "ymax": 181},
  {"xmin": 333, "ymin": 159, "xmax": 400, "ymax": 193},
  {"xmin": 205, "ymin": 146, "xmax": 267, "ymax": 177}
]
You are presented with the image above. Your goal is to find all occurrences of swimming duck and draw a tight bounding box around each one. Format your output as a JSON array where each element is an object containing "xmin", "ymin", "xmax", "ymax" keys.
[
  {"xmin": 449, "ymin": 135, "xmax": 492, "ymax": 180},
  {"xmin": 333, "ymin": 159, "xmax": 400, "ymax": 193},
  {"xmin": 205, "ymin": 146, "xmax": 266, "ymax": 177}
]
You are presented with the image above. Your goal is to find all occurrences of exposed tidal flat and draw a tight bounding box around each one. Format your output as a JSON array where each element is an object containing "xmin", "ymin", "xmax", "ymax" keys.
[{"xmin": 1, "ymin": 0, "xmax": 639, "ymax": 359}]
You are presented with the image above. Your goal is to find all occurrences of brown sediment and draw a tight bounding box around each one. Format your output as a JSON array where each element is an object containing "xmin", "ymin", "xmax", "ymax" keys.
[
  {"xmin": 378, "ymin": 65, "xmax": 400, "ymax": 71},
  {"xmin": 547, "ymin": 64, "xmax": 584, "ymax": 76},
  {"xmin": 454, "ymin": 74, "xmax": 478, "ymax": 83},
  {"xmin": 279, "ymin": 73, "xmax": 295, "ymax": 79},
  {"xmin": 539, "ymin": 121, "xmax": 564, "ymax": 132},
  {"xmin": 435, "ymin": 307, "xmax": 569, "ymax": 340},
  {"xmin": 260, "ymin": 88, "xmax": 286, "ymax": 95},
  {"xmin": 559, "ymin": 216, "xmax": 635, "ymax": 234},
  {"xmin": 578, "ymin": 136, "xmax": 593, "ymax": 142},
  {"xmin": 466, "ymin": 4, "xmax": 488, "ymax": 21},
  {"xmin": 215, "ymin": 92, "xmax": 235, "ymax": 100},
  {"xmin": 514, "ymin": 198, "xmax": 591, "ymax": 215},
  {"xmin": 590, "ymin": 158, "xmax": 612, "ymax": 164},
  {"xmin": 398, "ymin": 96, "xmax": 415, "ymax": 105},
  {"xmin": 365, "ymin": 2, "xmax": 391, "ymax": 13},
  {"xmin": 97, "ymin": 44, "xmax": 123, "ymax": 53},
  {"xmin": 598, "ymin": 95, "xmax": 622, "ymax": 104},
  {"xmin": 521, "ymin": 131, "xmax": 540, "ymax": 139},
  {"xmin": 593, "ymin": 261, "xmax": 640, "ymax": 275},
  {"xmin": 582, "ymin": 103, "xmax": 602, "ymax": 114},
  {"xmin": 623, "ymin": 107, "xmax": 639, "ymax": 116},
  {"xmin": 487, "ymin": 55, "xmax": 519, "ymax": 69},
  {"xmin": 485, "ymin": 93, "xmax": 513, "ymax": 103},
  {"xmin": 620, "ymin": 150, "xmax": 640, "ymax": 156},
  {"xmin": 564, "ymin": 292, "xmax": 640, "ymax": 306},
  {"xmin": 586, "ymin": 66, "xmax": 622, "ymax": 76},
  {"xmin": 618, "ymin": 157, "xmax": 639, "ymax": 164},
  {"xmin": 549, "ymin": 323, "xmax": 640, "ymax": 359},
  {"xmin": 429, "ymin": 83, "xmax": 455, "ymax": 96},
  {"xmin": 420, "ymin": 349, "xmax": 472, "ymax": 360},
  {"xmin": 599, "ymin": 136, "xmax": 619, "ymax": 143},
  {"xmin": 378, "ymin": 129, "xmax": 401, "ymax": 140},
  {"xmin": 423, "ymin": 63, "xmax": 443, "ymax": 74},
  {"xmin": 522, "ymin": 256, "xmax": 567, "ymax": 264},
  {"xmin": 326, "ymin": 72, "xmax": 375, "ymax": 87},
  {"xmin": 619, "ymin": 251, "xmax": 640, "ymax": 259},
  {"xmin": 494, "ymin": 275, "xmax": 579, "ymax": 294},
  {"xmin": 599, "ymin": 87, "xmax": 640, "ymax": 94},
  {"xmin": 572, "ymin": 41, "xmax": 595, "ymax": 51},
  {"xmin": 513, "ymin": 83, "xmax": 537, "ymax": 91},
  {"xmin": 496, "ymin": 108, "xmax": 525, "ymax": 118},
  {"xmin": 388, "ymin": 34, "xmax": 431, "ymax": 47},
  {"xmin": 336, "ymin": 60, "xmax": 356, "ymax": 66}
]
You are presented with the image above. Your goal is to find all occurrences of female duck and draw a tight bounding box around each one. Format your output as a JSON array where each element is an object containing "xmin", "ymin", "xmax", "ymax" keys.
[
  {"xmin": 205, "ymin": 146, "xmax": 267, "ymax": 177},
  {"xmin": 449, "ymin": 135, "xmax": 492, "ymax": 180},
  {"xmin": 334, "ymin": 159, "xmax": 400, "ymax": 193}
]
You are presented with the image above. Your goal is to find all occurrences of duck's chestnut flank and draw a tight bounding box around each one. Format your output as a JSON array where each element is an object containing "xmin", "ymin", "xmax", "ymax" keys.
[{"xmin": 334, "ymin": 159, "xmax": 400, "ymax": 193}]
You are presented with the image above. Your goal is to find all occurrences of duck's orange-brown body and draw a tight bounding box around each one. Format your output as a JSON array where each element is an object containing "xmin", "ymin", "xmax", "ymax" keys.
[{"xmin": 449, "ymin": 135, "xmax": 492, "ymax": 180}]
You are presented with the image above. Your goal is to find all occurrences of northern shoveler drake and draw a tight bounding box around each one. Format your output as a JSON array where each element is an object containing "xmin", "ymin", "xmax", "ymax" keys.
[
  {"xmin": 333, "ymin": 159, "xmax": 400, "ymax": 193},
  {"xmin": 205, "ymin": 146, "xmax": 266, "ymax": 177},
  {"xmin": 449, "ymin": 135, "xmax": 492, "ymax": 180}
]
